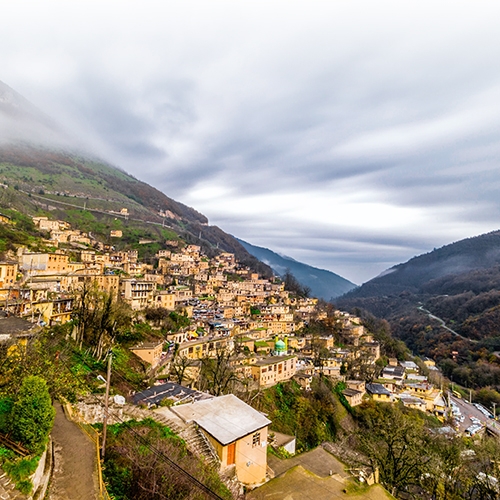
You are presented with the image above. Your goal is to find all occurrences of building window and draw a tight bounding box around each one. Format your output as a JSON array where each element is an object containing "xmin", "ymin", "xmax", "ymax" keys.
[{"xmin": 252, "ymin": 432, "xmax": 260, "ymax": 447}]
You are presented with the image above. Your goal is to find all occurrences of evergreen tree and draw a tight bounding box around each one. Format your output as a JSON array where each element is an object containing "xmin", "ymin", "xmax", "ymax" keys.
[{"xmin": 10, "ymin": 376, "xmax": 55, "ymax": 454}]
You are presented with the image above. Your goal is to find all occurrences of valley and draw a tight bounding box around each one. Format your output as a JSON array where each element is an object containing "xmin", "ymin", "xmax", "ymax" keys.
[{"xmin": 1, "ymin": 81, "xmax": 500, "ymax": 500}]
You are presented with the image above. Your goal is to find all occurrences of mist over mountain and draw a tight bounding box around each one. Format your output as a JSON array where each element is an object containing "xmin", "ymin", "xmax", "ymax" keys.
[
  {"xmin": 237, "ymin": 238, "xmax": 356, "ymax": 300},
  {"xmin": 340, "ymin": 230, "xmax": 500, "ymax": 303},
  {"xmin": 0, "ymin": 80, "xmax": 76, "ymax": 149},
  {"xmin": 0, "ymin": 82, "xmax": 272, "ymax": 277}
]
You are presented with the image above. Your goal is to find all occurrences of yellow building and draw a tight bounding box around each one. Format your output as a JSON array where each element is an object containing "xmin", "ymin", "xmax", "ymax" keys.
[
  {"xmin": 172, "ymin": 394, "xmax": 271, "ymax": 486},
  {"xmin": 31, "ymin": 297, "xmax": 73, "ymax": 325},
  {"xmin": 0, "ymin": 213, "xmax": 12, "ymax": 224},
  {"xmin": 404, "ymin": 383, "xmax": 444, "ymax": 413},
  {"xmin": 177, "ymin": 337, "xmax": 232, "ymax": 360},
  {"xmin": 20, "ymin": 252, "xmax": 69, "ymax": 275},
  {"xmin": 63, "ymin": 273, "xmax": 120, "ymax": 295},
  {"xmin": 32, "ymin": 217, "xmax": 63, "ymax": 231},
  {"xmin": 423, "ymin": 357, "xmax": 436, "ymax": 368},
  {"xmin": 120, "ymin": 279, "xmax": 155, "ymax": 310},
  {"xmin": 343, "ymin": 388, "xmax": 364, "ymax": 407},
  {"xmin": 366, "ymin": 383, "xmax": 393, "ymax": 403},
  {"xmin": 0, "ymin": 261, "xmax": 18, "ymax": 288},
  {"xmin": 130, "ymin": 341, "xmax": 164, "ymax": 368},
  {"xmin": 153, "ymin": 291, "xmax": 176, "ymax": 310},
  {"xmin": 250, "ymin": 356, "xmax": 297, "ymax": 387}
]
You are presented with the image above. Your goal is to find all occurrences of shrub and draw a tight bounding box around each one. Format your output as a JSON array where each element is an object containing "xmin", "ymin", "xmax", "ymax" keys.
[{"xmin": 10, "ymin": 376, "xmax": 55, "ymax": 454}]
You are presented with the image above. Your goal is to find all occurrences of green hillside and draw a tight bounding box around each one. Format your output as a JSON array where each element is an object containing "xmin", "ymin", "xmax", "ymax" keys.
[
  {"xmin": 0, "ymin": 144, "xmax": 272, "ymax": 276},
  {"xmin": 338, "ymin": 231, "xmax": 500, "ymax": 389}
]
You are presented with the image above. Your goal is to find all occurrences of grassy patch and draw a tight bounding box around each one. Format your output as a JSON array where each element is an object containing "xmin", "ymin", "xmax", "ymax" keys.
[
  {"xmin": 100, "ymin": 419, "xmax": 231, "ymax": 500},
  {"xmin": 1, "ymin": 454, "xmax": 40, "ymax": 495}
]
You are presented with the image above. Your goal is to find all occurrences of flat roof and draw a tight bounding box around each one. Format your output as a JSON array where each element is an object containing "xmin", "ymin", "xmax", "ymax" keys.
[
  {"xmin": 0, "ymin": 314, "xmax": 37, "ymax": 335},
  {"xmin": 171, "ymin": 394, "xmax": 271, "ymax": 445},
  {"xmin": 133, "ymin": 382, "xmax": 211, "ymax": 406},
  {"xmin": 366, "ymin": 383, "xmax": 392, "ymax": 396},
  {"xmin": 342, "ymin": 388, "xmax": 362, "ymax": 397},
  {"xmin": 130, "ymin": 341, "xmax": 163, "ymax": 350},
  {"xmin": 253, "ymin": 355, "xmax": 297, "ymax": 366}
]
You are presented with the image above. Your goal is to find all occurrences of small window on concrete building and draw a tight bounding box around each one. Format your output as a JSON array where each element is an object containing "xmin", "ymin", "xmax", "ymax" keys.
[{"xmin": 252, "ymin": 432, "xmax": 260, "ymax": 447}]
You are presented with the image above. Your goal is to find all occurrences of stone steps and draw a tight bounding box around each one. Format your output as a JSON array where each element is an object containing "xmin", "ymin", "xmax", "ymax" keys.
[{"xmin": 75, "ymin": 399, "xmax": 220, "ymax": 469}]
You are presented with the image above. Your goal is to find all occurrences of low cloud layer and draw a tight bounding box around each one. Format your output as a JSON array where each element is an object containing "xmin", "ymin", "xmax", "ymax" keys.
[{"xmin": 2, "ymin": 1, "xmax": 500, "ymax": 283}]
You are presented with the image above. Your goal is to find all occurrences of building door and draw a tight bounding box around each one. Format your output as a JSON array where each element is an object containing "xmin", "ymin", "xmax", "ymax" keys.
[{"xmin": 227, "ymin": 442, "xmax": 236, "ymax": 465}]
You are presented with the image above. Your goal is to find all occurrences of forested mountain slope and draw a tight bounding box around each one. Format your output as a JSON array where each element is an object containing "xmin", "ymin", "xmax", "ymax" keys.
[
  {"xmin": 238, "ymin": 238, "xmax": 356, "ymax": 299},
  {"xmin": 338, "ymin": 231, "xmax": 500, "ymax": 388}
]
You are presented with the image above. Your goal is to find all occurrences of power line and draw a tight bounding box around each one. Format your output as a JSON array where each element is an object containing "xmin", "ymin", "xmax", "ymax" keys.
[
  {"xmin": 56, "ymin": 349, "xmax": 227, "ymax": 500},
  {"xmin": 72, "ymin": 347, "xmax": 270, "ymax": 486}
]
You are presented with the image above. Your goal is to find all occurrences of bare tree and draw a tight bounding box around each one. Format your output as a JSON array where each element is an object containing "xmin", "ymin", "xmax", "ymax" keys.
[
  {"xmin": 169, "ymin": 354, "xmax": 196, "ymax": 386},
  {"xmin": 72, "ymin": 281, "xmax": 132, "ymax": 359},
  {"xmin": 198, "ymin": 347, "xmax": 239, "ymax": 396}
]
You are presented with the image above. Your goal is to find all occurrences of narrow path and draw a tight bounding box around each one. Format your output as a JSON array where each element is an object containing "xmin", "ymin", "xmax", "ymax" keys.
[
  {"xmin": 47, "ymin": 402, "xmax": 98, "ymax": 500},
  {"xmin": 417, "ymin": 305, "xmax": 478, "ymax": 343}
]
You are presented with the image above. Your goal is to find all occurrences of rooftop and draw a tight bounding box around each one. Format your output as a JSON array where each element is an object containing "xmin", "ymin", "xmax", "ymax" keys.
[
  {"xmin": 130, "ymin": 341, "xmax": 163, "ymax": 350},
  {"xmin": 133, "ymin": 382, "xmax": 212, "ymax": 406},
  {"xmin": 172, "ymin": 394, "xmax": 271, "ymax": 445},
  {"xmin": 366, "ymin": 383, "xmax": 392, "ymax": 396},
  {"xmin": 253, "ymin": 355, "xmax": 297, "ymax": 366},
  {"xmin": 0, "ymin": 313, "xmax": 37, "ymax": 336},
  {"xmin": 342, "ymin": 388, "xmax": 362, "ymax": 397}
]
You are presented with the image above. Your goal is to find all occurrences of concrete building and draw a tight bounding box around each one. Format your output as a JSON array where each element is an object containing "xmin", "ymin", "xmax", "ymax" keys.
[
  {"xmin": 130, "ymin": 341, "xmax": 164, "ymax": 368},
  {"xmin": 250, "ymin": 355, "xmax": 297, "ymax": 387},
  {"xmin": 172, "ymin": 394, "xmax": 271, "ymax": 486},
  {"xmin": 121, "ymin": 279, "xmax": 155, "ymax": 310},
  {"xmin": 153, "ymin": 291, "xmax": 176, "ymax": 310},
  {"xmin": 342, "ymin": 388, "xmax": 364, "ymax": 407},
  {"xmin": 366, "ymin": 383, "xmax": 393, "ymax": 403},
  {"xmin": 20, "ymin": 252, "xmax": 69, "ymax": 275},
  {"xmin": 0, "ymin": 261, "xmax": 18, "ymax": 288}
]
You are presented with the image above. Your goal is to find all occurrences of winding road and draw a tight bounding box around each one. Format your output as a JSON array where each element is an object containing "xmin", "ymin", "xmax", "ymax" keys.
[{"xmin": 417, "ymin": 305, "xmax": 478, "ymax": 343}]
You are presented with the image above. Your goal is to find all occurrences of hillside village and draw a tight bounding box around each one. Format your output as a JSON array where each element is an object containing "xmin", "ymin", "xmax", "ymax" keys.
[
  {"xmin": 0, "ymin": 212, "xmax": 446, "ymax": 412},
  {"xmin": 0, "ymin": 209, "xmax": 462, "ymax": 495}
]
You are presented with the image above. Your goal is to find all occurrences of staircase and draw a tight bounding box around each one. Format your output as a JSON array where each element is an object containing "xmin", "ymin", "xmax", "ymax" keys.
[
  {"xmin": 179, "ymin": 422, "xmax": 220, "ymax": 469},
  {"xmin": 74, "ymin": 398, "xmax": 220, "ymax": 468}
]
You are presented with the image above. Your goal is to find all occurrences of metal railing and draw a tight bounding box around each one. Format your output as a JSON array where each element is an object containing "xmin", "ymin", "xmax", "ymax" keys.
[{"xmin": 64, "ymin": 403, "xmax": 113, "ymax": 500}]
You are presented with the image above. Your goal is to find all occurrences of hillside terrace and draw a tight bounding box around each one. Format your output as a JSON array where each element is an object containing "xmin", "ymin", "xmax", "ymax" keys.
[{"xmin": 0, "ymin": 212, "xmax": 449, "ymax": 423}]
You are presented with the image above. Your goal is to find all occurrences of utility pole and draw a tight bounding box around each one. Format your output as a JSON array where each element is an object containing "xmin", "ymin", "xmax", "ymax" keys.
[
  {"xmin": 101, "ymin": 351, "xmax": 112, "ymax": 458},
  {"xmin": 493, "ymin": 402, "xmax": 497, "ymax": 421}
]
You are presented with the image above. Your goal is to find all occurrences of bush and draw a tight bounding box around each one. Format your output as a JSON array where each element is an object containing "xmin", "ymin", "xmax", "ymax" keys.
[
  {"xmin": 3, "ymin": 455, "xmax": 39, "ymax": 495},
  {"xmin": 10, "ymin": 376, "xmax": 55, "ymax": 454}
]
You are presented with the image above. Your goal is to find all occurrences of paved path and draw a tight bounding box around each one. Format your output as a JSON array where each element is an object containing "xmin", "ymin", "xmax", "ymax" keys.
[
  {"xmin": 417, "ymin": 305, "xmax": 478, "ymax": 343},
  {"xmin": 47, "ymin": 402, "xmax": 98, "ymax": 500}
]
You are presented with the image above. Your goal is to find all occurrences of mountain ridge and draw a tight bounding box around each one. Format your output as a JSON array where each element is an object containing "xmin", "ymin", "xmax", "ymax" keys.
[
  {"xmin": 237, "ymin": 238, "xmax": 356, "ymax": 300},
  {"xmin": 0, "ymin": 81, "xmax": 272, "ymax": 277},
  {"xmin": 337, "ymin": 229, "xmax": 500, "ymax": 388}
]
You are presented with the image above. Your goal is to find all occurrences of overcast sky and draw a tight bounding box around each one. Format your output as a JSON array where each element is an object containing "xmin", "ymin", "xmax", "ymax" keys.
[{"xmin": 2, "ymin": 1, "xmax": 500, "ymax": 284}]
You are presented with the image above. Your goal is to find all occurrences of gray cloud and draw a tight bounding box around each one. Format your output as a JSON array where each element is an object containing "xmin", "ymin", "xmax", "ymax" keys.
[{"xmin": 2, "ymin": 1, "xmax": 500, "ymax": 283}]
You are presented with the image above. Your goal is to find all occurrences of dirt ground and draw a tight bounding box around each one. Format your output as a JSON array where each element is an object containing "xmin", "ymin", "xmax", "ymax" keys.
[
  {"xmin": 249, "ymin": 447, "xmax": 394, "ymax": 500},
  {"xmin": 248, "ymin": 465, "xmax": 394, "ymax": 500},
  {"xmin": 47, "ymin": 402, "xmax": 99, "ymax": 500}
]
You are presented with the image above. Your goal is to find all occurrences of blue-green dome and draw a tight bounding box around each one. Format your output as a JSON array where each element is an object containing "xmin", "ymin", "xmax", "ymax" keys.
[{"xmin": 275, "ymin": 339, "xmax": 286, "ymax": 351}]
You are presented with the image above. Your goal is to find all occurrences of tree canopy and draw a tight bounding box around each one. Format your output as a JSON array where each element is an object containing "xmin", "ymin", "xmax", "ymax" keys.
[{"xmin": 10, "ymin": 375, "xmax": 55, "ymax": 455}]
